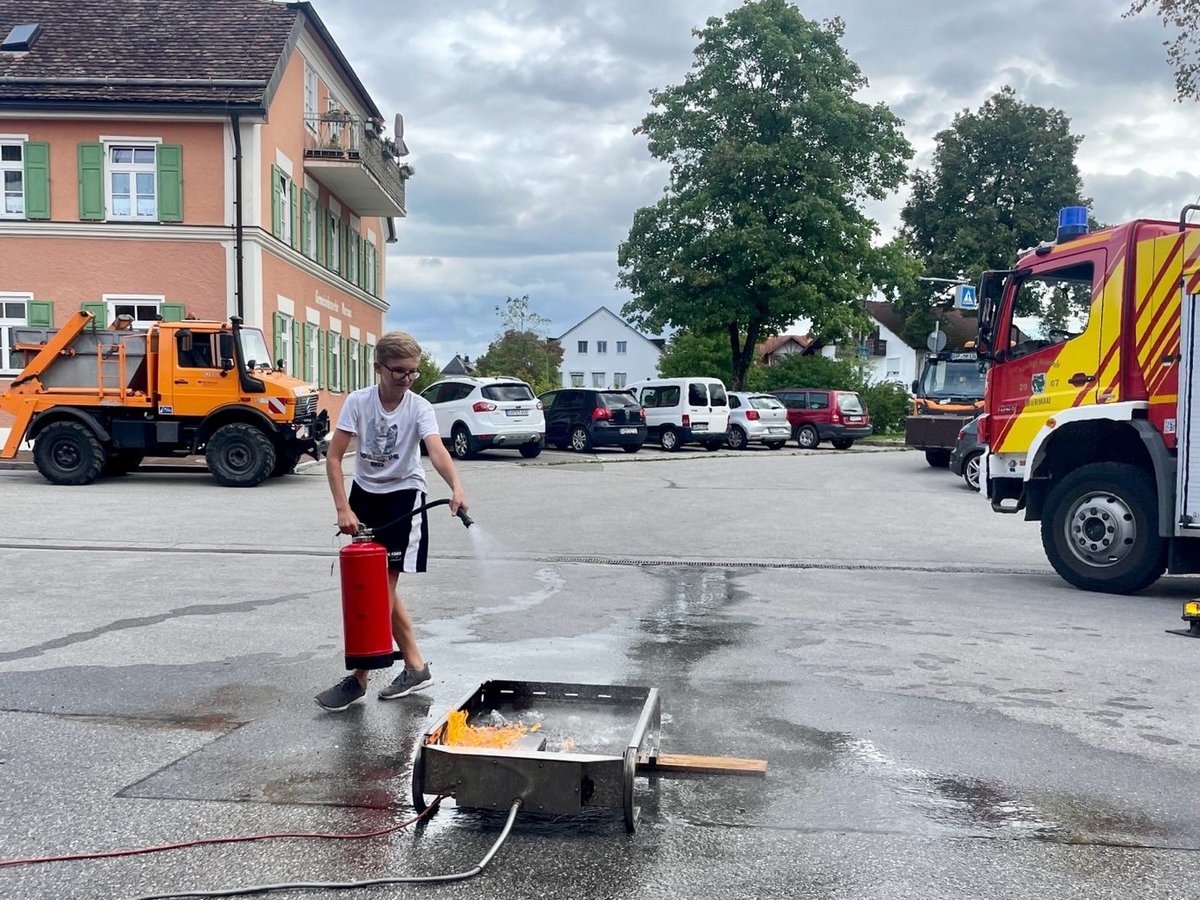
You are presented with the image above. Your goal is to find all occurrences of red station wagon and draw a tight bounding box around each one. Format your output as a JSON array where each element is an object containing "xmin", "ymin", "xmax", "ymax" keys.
[{"xmin": 771, "ymin": 388, "xmax": 873, "ymax": 450}]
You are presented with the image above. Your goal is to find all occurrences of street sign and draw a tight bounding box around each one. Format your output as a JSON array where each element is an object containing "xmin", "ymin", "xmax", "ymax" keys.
[
  {"xmin": 955, "ymin": 284, "xmax": 978, "ymax": 310},
  {"xmin": 927, "ymin": 329, "xmax": 948, "ymax": 353}
]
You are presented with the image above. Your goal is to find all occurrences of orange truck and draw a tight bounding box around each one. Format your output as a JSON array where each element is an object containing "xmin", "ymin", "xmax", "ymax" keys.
[
  {"xmin": 904, "ymin": 347, "xmax": 986, "ymax": 468},
  {"xmin": 0, "ymin": 311, "xmax": 327, "ymax": 487},
  {"xmin": 976, "ymin": 204, "xmax": 1200, "ymax": 593}
]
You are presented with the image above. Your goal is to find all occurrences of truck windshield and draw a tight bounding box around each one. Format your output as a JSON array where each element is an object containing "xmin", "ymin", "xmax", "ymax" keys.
[
  {"xmin": 239, "ymin": 328, "xmax": 272, "ymax": 369},
  {"xmin": 918, "ymin": 360, "xmax": 985, "ymax": 401}
]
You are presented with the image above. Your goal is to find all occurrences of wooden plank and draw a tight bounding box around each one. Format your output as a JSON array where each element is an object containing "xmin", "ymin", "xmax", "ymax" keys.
[{"xmin": 638, "ymin": 753, "xmax": 767, "ymax": 776}]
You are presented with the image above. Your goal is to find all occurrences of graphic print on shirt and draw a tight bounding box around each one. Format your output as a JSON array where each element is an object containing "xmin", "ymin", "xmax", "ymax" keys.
[{"xmin": 361, "ymin": 419, "xmax": 400, "ymax": 469}]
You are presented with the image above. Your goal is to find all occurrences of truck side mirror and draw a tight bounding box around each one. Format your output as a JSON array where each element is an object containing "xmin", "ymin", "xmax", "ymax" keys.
[
  {"xmin": 220, "ymin": 357, "xmax": 235, "ymax": 373},
  {"xmin": 276, "ymin": 358, "xmax": 285, "ymax": 372},
  {"xmin": 911, "ymin": 380, "xmax": 919, "ymax": 393},
  {"xmin": 179, "ymin": 329, "xmax": 193, "ymax": 352}
]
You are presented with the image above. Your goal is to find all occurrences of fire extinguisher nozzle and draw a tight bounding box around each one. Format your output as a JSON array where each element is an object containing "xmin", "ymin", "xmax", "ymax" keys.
[{"xmin": 456, "ymin": 508, "xmax": 474, "ymax": 528}]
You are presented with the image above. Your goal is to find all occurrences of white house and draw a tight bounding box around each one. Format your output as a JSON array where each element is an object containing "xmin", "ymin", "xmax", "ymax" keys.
[
  {"xmin": 554, "ymin": 307, "xmax": 664, "ymax": 389},
  {"xmin": 861, "ymin": 301, "xmax": 978, "ymax": 387}
]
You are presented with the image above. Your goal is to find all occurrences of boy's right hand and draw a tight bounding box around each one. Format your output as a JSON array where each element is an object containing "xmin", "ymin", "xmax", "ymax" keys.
[{"xmin": 337, "ymin": 509, "xmax": 361, "ymax": 535}]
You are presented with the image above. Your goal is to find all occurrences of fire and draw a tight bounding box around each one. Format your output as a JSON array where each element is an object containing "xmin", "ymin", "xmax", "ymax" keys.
[{"xmin": 441, "ymin": 709, "xmax": 542, "ymax": 749}]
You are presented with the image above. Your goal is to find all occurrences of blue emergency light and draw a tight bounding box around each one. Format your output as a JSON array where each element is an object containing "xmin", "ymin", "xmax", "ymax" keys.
[{"xmin": 1056, "ymin": 206, "xmax": 1089, "ymax": 243}]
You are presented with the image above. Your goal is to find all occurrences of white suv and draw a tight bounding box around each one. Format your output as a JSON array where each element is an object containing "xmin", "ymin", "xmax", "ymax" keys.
[{"xmin": 420, "ymin": 376, "xmax": 545, "ymax": 459}]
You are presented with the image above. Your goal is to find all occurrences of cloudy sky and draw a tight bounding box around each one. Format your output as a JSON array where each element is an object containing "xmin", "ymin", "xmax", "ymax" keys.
[{"xmin": 310, "ymin": 0, "xmax": 1194, "ymax": 364}]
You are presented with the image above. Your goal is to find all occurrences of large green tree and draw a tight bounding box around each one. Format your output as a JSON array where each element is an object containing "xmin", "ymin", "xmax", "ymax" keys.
[
  {"xmin": 897, "ymin": 87, "xmax": 1088, "ymax": 346},
  {"xmin": 473, "ymin": 295, "xmax": 563, "ymax": 393},
  {"xmin": 617, "ymin": 1, "xmax": 913, "ymax": 389},
  {"xmin": 1128, "ymin": 0, "xmax": 1200, "ymax": 99}
]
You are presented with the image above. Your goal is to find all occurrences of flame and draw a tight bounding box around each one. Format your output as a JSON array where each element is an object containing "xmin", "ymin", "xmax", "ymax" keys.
[{"xmin": 441, "ymin": 709, "xmax": 542, "ymax": 748}]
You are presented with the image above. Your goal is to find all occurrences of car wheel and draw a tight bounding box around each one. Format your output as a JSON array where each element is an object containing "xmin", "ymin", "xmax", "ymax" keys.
[
  {"xmin": 765, "ymin": 441, "xmax": 785, "ymax": 450},
  {"xmin": 727, "ymin": 426, "xmax": 748, "ymax": 450},
  {"xmin": 519, "ymin": 439, "xmax": 543, "ymax": 458},
  {"xmin": 703, "ymin": 441, "xmax": 721, "ymax": 451},
  {"xmin": 206, "ymin": 423, "xmax": 276, "ymax": 487},
  {"xmin": 33, "ymin": 421, "xmax": 105, "ymax": 485},
  {"xmin": 451, "ymin": 425, "xmax": 475, "ymax": 460},
  {"xmin": 925, "ymin": 449, "xmax": 952, "ymax": 468},
  {"xmin": 569, "ymin": 425, "xmax": 591, "ymax": 452},
  {"xmin": 795, "ymin": 425, "xmax": 819, "ymax": 449},
  {"xmin": 659, "ymin": 427, "xmax": 680, "ymax": 452},
  {"xmin": 831, "ymin": 439, "xmax": 853, "ymax": 450},
  {"xmin": 622, "ymin": 443, "xmax": 642, "ymax": 453},
  {"xmin": 1040, "ymin": 462, "xmax": 1166, "ymax": 594},
  {"xmin": 962, "ymin": 451, "xmax": 983, "ymax": 491}
]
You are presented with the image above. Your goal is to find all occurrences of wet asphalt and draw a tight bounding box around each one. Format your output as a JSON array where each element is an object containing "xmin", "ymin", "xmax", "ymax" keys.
[{"xmin": 0, "ymin": 442, "xmax": 1198, "ymax": 899}]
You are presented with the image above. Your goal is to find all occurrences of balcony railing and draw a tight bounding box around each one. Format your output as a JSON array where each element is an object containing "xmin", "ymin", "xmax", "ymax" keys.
[{"xmin": 303, "ymin": 112, "xmax": 407, "ymax": 216}]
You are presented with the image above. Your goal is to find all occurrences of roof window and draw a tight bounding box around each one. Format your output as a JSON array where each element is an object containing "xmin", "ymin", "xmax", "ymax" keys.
[{"xmin": 1, "ymin": 23, "xmax": 41, "ymax": 52}]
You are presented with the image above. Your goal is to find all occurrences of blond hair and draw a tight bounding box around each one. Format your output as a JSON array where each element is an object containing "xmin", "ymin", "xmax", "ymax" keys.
[{"xmin": 375, "ymin": 331, "xmax": 422, "ymax": 363}]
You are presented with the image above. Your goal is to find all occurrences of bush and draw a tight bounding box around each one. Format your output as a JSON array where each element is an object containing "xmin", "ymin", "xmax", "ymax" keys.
[
  {"xmin": 860, "ymin": 380, "xmax": 910, "ymax": 434},
  {"xmin": 749, "ymin": 355, "xmax": 862, "ymax": 392}
]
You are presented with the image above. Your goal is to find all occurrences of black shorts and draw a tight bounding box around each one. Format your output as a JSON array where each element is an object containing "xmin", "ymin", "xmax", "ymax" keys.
[{"xmin": 348, "ymin": 484, "xmax": 429, "ymax": 573}]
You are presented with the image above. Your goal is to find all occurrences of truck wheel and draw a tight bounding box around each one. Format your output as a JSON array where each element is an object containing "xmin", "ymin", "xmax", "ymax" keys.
[
  {"xmin": 1041, "ymin": 462, "xmax": 1166, "ymax": 594},
  {"xmin": 102, "ymin": 450, "xmax": 145, "ymax": 477},
  {"xmin": 34, "ymin": 421, "xmax": 105, "ymax": 485},
  {"xmin": 925, "ymin": 449, "xmax": 951, "ymax": 468},
  {"xmin": 206, "ymin": 423, "xmax": 276, "ymax": 487},
  {"xmin": 270, "ymin": 452, "xmax": 300, "ymax": 477}
]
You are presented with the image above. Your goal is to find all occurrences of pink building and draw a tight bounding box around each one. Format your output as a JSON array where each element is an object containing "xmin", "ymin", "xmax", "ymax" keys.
[{"xmin": 0, "ymin": 0, "xmax": 409, "ymax": 422}]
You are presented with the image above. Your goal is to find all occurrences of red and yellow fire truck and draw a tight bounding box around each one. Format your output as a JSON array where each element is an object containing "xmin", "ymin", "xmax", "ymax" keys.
[{"xmin": 977, "ymin": 205, "xmax": 1200, "ymax": 593}]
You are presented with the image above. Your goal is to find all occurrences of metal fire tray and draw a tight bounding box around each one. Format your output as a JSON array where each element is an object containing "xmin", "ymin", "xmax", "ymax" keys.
[{"xmin": 412, "ymin": 680, "xmax": 661, "ymax": 833}]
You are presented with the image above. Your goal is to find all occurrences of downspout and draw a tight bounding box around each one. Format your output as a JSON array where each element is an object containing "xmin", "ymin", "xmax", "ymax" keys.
[{"xmin": 231, "ymin": 112, "xmax": 245, "ymax": 320}]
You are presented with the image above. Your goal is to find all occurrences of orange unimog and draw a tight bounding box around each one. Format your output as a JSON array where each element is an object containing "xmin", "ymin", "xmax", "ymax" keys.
[
  {"xmin": 977, "ymin": 204, "xmax": 1200, "ymax": 594},
  {"xmin": 0, "ymin": 311, "xmax": 327, "ymax": 487}
]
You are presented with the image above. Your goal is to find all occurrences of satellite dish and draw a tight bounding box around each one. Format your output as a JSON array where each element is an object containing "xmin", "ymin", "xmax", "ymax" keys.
[
  {"xmin": 927, "ymin": 329, "xmax": 948, "ymax": 353},
  {"xmin": 392, "ymin": 113, "xmax": 410, "ymax": 157}
]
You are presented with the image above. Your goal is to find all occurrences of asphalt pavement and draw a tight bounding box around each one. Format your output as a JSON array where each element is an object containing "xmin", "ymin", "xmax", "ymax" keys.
[{"xmin": 0, "ymin": 442, "xmax": 1197, "ymax": 899}]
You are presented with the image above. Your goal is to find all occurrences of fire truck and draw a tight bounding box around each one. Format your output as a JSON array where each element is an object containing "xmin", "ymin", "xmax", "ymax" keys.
[
  {"xmin": 976, "ymin": 204, "xmax": 1200, "ymax": 593},
  {"xmin": 904, "ymin": 344, "xmax": 985, "ymax": 468},
  {"xmin": 0, "ymin": 311, "xmax": 327, "ymax": 487}
]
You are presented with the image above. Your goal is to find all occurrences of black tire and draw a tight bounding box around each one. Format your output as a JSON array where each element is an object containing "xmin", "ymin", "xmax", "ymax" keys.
[
  {"xmin": 1040, "ymin": 462, "xmax": 1167, "ymax": 594},
  {"xmin": 270, "ymin": 452, "xmax": 300, "ymax": 477},
  {"xmin": 962, "ymin": 451, "xmax": 983, "ymax": 492},
  {"xmin": 727, "ymin": 426, "xmax": 748, "ymax": 450},
  {"xmin": 831, "ymin": 439, "xmax": 854, "ymax": 450},
  {"xmin": 925, "ymin": 449, "xmax": 952, "ymax": 468},
  {"xmin": 765, "ymin": 441, "xmax": 785, "ymax": 450},
  {"xmin": 569, "ymin": 425, "xmax": 591, "ymax": 452},
  {"xmin": 33, "ymin": 421, "xmax": 105, "ymax": 485},
  {"xmin": 519, "ymin": 439, "xmax": 543, "ymax": 458},
  {"xmin": 703, "ymin": 441, "xmax": 722, "ymax": 451},
  {"xmin": 451, "ymin": 425, "xmax": 475, "ymax": 460},
  {"xmin": 102, "ymin": 450, "xmax": 144, "ymax": 477},
  {"xmin": 622, "ymin": 443, "xmax": 642, "ymax": 453},
  {"xmin": 206, "ymin": 423, "xmax": 276, "ymax": 487},
  {"xmin": 795, "ymin": 425, "xmax": 819, "ymax": 450},
  {"xmin": 659, "ymin": 426, "xmax": 680, "ymax": 452}
]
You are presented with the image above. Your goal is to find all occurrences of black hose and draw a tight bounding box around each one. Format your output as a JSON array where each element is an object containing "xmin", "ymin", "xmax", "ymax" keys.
[
  {"xmin": 357, "ymin": 497, "xmax": 473, "ymax": 534},
  {"xmin": 126, "ymin": 799, "xmax": 521, "ymax": 899}
]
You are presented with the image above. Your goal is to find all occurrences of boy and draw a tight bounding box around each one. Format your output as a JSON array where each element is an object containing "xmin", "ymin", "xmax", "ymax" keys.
[{"xmin": 316, "ymin": 332, "xmax": 467, "ymax": 711}]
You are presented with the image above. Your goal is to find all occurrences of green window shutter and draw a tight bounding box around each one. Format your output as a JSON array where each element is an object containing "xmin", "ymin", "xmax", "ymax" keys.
[
  {"xmin": 316, "ymin": 204, "xmax": 327, "ymax": 266},
  {"xmin": 273, "ymin": 313, "xmax": 284, "ymax": 365},
  {"xmin": 318, "ymin": 329, "xmax": 327, "ymax": 389},
  {"xmin": 157, "ymin": 144, "xmax": 183, "ymax": 223},
  {"xmin": 369, "ymin": 245, "xmax": 377, "ymax": 296},
  {"xmin": 341, "ymin": 336, "xmax": 349, "ymax": 389},
  {"xmin": 78, "ymin": 143, "xmax": 105, "ymax": 221},
  {"xmin": 270, "ymin": 165, "xmax": 281, "ymax": 237},
  {"xmin": 300, "ymin": 190, "xmax": 310, "ymax": 258},
  {"xmin": 357, "ymin": 237, "xmax": 366, "ymax": 289},
  {"xmin": 348, "ymin": 338, "xmax": 359, "ymax": 390},
  {"xmin": 81, "ymin": 301, "xmax": 107, "ymax": 328},
  {"xmin": 291, "ymin": 318, "xmax": 300, "ymax": 376},
  {"xmin": 27, "ymin": 300, "xmax": 53, "ymax": 327},
  {"xmin": 159, "ymin": 303, "xmax": 185, "ymax": 322},
  {"xmin": 23, "ymin": 142, "xmax": 50, "ymax": 220},
  {"xmin": 303, "ymin": 322, "xmax": 316, "ymax": 381},
  {"xmin": 290, "ymin": 186, "xmax": 300, "ymax": 250}
]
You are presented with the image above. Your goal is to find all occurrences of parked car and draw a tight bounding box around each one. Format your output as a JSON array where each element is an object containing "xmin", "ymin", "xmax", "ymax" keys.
[
  {"xmin": 726, "ymin": 392, "xmax": 790, "ymax": 450},
  {"xmin": 540, "ymin": 388, "xmax": 647, "ymax": 452},
  {"xmin": 949, "ymin": 415, "xmax": 985, "ymax": 491},
  {"xmin": 627, "ymin": 377, "xmax": 730, "ymax": 451},
  {"xmin": 771, "ymin": 388, "xmax": 872, "ymax": 450},
  {"xmin": 420, "ymin": 376, "xmax": 545, "ymax": 459}
]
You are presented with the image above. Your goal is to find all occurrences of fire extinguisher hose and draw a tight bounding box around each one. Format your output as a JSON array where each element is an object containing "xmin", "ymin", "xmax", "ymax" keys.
[{"xmin": 358, "ymin": 497, "xmax": 474, "ymax": 535}]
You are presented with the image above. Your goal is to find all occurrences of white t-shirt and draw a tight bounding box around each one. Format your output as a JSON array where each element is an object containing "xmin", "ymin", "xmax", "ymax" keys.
[{"xmin": 336, "ymin": 386, "xmax": 440, "ymax": 493}]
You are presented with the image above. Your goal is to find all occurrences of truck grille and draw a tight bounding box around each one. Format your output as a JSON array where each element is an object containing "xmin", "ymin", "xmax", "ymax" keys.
[{"xmin": 295, "ymin": 394, "xmax": 318, "ymax": 422}]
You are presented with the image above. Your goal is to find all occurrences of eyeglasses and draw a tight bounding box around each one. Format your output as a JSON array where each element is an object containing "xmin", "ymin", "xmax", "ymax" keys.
[{"xmin": 379, "ymin": 363, "xmax": 421, "ymax": 380}]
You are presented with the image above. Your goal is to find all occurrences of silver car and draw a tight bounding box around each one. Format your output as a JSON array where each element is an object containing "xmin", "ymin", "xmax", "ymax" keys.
[{"xmin": 726, "ymin": 392, "xmax": 790, "ymax": 450}]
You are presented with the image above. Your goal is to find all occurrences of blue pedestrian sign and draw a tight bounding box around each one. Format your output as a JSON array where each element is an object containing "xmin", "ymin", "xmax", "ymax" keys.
[{"xmin": 955, "ymin": 284, "xmax": 977, "ymax": 311}]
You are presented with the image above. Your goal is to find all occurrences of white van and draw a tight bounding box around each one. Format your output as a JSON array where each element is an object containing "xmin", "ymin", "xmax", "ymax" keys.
[{"xmin": 628, "ymin": 377, "xmax": 730, "ymax": 451}]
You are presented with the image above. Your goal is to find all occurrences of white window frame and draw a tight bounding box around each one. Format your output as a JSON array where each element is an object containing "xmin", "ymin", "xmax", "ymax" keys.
[
  {"xmin": 613, "ymin": 372, "xmax": 627, "ymax": 388},
  {"xmin": 592, "ymin": 372, "xmax": 605, "ymax": 388},
  {"xmin": 0, "ymin": 291, "xmax": 32, "ymax": 374},
  {"xmin": 304, "ymin": 64, "xmax": 318, "ymax": 131},
  {"xmin": 570, "ymin": 371, "xmax": 584, "ymax": 387},
  {"xmin": 577, "ymin": 340, "xmax": 588, "ymax": 353},
  {"xmin": 597, "ymin": 340, "xmax": 607, "ymax": 354},
  {"xmin": 348, "ymin": 217, "xmax": 360, "ymax": 285},
  {"xmin": 278, "ymin": 311, "xmax": 295, "ymax": 375},
  {"xmin": 329, "ymin": 212, "xmax": 341, "ymax": 274},
  {"xmin": 0, "ymin": 141, "xmax": 24, "ymax": 219},
  {"xmin": 365, "ymin": 241, "xmax": 376, "ymax": 294},
  {"xmin": 616, "ymin": 341, "xmax": 627, "ymax": 355},
  {"xmin": 347, "ymin": 340, "xmax": 360, "ymax": 391},
  {"xmin": 306, "ymin": 324, "xmax": 319, "ymax": 387},
  {"xmin": 329, "ymin": 332, "xmax": 342, "ymax": 392},
  {"xmin": 304, "ymin": 192, "xmax": 317, "ymax": 259},
  {"xmin": 106, "ymin": 143, "xmax": 158, "ymax": 222},
  {"xmin": 278, "ymin": 171, "xmax": 292, "ymax": 245},
  {"xmin": 105, "ymin": 294, "xmax": 163, "ymax": 330}
]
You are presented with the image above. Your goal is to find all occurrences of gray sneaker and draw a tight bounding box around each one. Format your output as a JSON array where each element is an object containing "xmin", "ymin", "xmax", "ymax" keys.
[
  {"xmin": 378, "ymin": 664, "xmax": 432, "ymax": 700},
  {"xmin": 315, "ymin": 675, "xmax": 366, "ymax": 712}
]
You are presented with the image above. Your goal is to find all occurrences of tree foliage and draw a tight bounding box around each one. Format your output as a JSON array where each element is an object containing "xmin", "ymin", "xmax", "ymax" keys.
[
  {"xmin": 897, "ymin": 87, "xmax": 1088, "ymax": 345},
  {"xmin": 617, "ymin": 0, "xmax": 913, "ymax": 390},
  {"xmin": 1128, "ymin": 0, "xmax": 1200, "ymax": 99},
  {"xmin": 657, "ymin": 330, "xmax": 735, "ymax": 384},
  {"xmin": 474, "ymin": 296, "xmax": 563, "ymax": 393}
]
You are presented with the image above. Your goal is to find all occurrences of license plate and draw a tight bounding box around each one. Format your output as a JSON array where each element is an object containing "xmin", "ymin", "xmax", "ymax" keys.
[
  {"xmin": 506, "ymin": 409, "xmax": 529, "ymax": 417},
  {"xmin": 620, "ymin": 427, "xmax": 637, "ymax": 435},
  {"xmin": 769, "ymin": 427, "xmax": 788, "ymax": 434},
  {"xmin": 692, "ymin": 423, "xmax": 708, "ymax": 432},
  {"xmin": 847, "ymin": 416, "xmax": 861, "ymax": 422}
]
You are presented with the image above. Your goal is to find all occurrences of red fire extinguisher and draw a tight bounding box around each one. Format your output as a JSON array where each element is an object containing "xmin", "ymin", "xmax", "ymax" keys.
[{"xmin": 339, "ymin": 531, "xmax": 395, "ymax": 670}]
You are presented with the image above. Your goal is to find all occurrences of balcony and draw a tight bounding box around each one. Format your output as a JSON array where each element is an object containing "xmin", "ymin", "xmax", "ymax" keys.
[{"xmin": 304, "ymin": 112, "xmax": 408, "ymax": 217}]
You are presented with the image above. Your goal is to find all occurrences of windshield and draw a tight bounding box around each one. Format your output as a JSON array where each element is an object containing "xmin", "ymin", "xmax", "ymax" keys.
[
  {"xmin": 239, "ymin": 328, "xmax": 272, "ymax": 369},
  {"xmin": 918, "ymin": 360, "xmax": 986, "ymax": 401}
]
